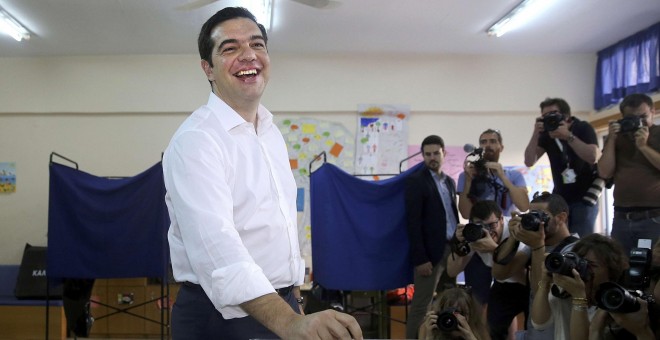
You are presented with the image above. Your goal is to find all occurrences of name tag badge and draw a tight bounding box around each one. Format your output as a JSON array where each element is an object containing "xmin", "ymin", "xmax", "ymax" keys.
[
  {"xmin": 562, "ymin": 168, "xmax": 577, "ymax": 184},
  {"xmin": 638, "ymin": 239, "xmax": 652, "ymax": 249}
]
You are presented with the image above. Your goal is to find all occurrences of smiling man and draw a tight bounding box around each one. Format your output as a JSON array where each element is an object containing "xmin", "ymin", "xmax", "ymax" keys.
[{"xmin": 162, "ymin": 7, "xmax": 362, "ymax": 340}]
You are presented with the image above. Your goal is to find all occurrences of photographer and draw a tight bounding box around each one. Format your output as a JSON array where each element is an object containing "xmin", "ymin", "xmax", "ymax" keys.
[
  {"xmin": 446, "ymin": 200, "xmax": 528, "ymax": 340},
  {"xmin": 491, "ymin": 192, "xmax": 577, "ymax": 340},
  {"xmin": 590, "ymin": 237, "xmax": 660, "ymax": 339},
  {"xmin": 458, "ymin": 129, "xmax": 529, "ymax": 317},
  {"xmin": 418, "ymin": 287, "xmax": 490, "ymax": 340},
  {"xmin": 524, "ymin": 98, "xmax": 601, "ymax": 238},
  {"xmin": 532, "ymin": 233, "xmax": 627, "ymax": 340},
  {"xmin": 459, "ymin": 129, "xmax": 530, "ymax": 219},
  {"xmin": 597, "ymin": 93, "xmax": 660, "ymax": 255}
]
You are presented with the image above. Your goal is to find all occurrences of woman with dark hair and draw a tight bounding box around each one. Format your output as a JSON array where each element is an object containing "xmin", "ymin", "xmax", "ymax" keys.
[
  {"xmin": 419, "ymin": 287, "xmax": 490, "ymax": 340},
  {"xmin": 532, "ymin": 233, "xmax": 628, "ymax": 339}
]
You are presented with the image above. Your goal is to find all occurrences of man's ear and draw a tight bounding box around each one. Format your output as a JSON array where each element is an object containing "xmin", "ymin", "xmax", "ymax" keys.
[
  {"xmin": 555, "ymin": 211, "xmax": 568, "ymax": 225},
  {"xmin": 201, "ymin": 60, "xmax": 214, "ymax": 81}
]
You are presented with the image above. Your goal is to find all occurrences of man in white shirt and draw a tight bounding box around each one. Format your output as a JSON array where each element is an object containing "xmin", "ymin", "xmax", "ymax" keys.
[{"xmin": 162, "ymin": 7, "xmax": 362, "ymax": 340}]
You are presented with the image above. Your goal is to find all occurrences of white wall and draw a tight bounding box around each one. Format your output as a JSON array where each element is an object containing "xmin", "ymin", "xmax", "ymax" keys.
[{"xmin": 0, "ymin": 53, "xmax": 597, "ymax": 264}]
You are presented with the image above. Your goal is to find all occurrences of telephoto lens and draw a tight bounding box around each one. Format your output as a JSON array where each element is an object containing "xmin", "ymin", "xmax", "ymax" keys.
[
  {"xmin": 596, "ymin": 282, "xmax": 641, "ymax": 313},
  {"xmin": 462, "ymin": 223, "xmax": 486, "ymax": 243},
  {"xmin": 437, "ymin": 308, "xmax": 459, "ymax": 332}
]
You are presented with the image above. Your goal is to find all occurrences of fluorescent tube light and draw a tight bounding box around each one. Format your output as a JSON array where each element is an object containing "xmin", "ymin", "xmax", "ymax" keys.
[
  {"xmin": 0, "ymin": 7, "xmax": 30, "ymax": 41},
  {"xmin": 487, "ymin": 0, "xmax": 550, "ymax": 37}
]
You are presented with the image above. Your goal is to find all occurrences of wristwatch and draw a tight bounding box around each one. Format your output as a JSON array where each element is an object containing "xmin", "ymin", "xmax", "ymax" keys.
[
  {"xmin": 567, "ymin": 133, "xmax": 575, "ymax": 143},
  {"xmin": 296, "ymin": 296, "xmax": 304, "ymax": 305}
]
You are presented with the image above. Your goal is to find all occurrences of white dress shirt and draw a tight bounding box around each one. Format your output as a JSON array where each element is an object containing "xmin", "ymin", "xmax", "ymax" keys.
[{"xmin": 163, "ymin": 93, "xmax": 304, "ymax": 319}]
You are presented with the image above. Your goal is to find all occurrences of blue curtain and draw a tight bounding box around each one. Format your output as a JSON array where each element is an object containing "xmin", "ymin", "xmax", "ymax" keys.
[
  {"xmin": 310, "ymin": 162, "xmax": 423, "ymax": 291},
  {"xmin": 47, "ymin": 162, "xmax": 169, "ymax": 279},
  {"xmin": 594, "ymin": 21, "xmax": 660, "ymax": 110}
]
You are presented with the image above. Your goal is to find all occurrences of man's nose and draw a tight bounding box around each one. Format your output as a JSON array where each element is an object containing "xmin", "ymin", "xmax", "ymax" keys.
[{"xmin": 238, "ymin": 46, "xmax": 256, "ymax": 61}]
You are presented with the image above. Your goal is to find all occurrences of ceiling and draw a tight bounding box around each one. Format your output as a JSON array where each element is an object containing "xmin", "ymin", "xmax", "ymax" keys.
[{"xmin": 0, "ymin": 0, "xmax": 659, "ymax": 58}]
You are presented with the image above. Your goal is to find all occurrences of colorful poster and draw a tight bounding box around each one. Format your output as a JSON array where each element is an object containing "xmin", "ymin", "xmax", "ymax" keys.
[
  {"xmin": 276, "ymin": 117, "xmax": 354, "ymax": 259},
  {"xmin": 0, "ymin": 162, "xmax": 16, "ymax": 193},
  {"xmin": 355, "ymin": 104, "xmax": 409, "ymax": 175}
]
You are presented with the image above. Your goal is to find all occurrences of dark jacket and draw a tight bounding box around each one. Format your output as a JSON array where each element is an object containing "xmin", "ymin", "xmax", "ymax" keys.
[{"xmin": 405, "ymin": 166, "xmax": 458, "ymax": 267}]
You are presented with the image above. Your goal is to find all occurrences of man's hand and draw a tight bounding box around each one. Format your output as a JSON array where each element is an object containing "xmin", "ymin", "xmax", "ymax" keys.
[
  {"xmin": 534, "ymin": 118, "xmax": 545, "ymax": 136},
  {"xmin": 608, "ymin": 120, "xmax": 621, "ymax": 139},
  {"xmin": 548, "ymin": 121, "xmax": 571, "ymax": 140},
  {"xmin": 509, "ymin": 215, "xmax": 545, "ymax": 249},
  {"xmin": 455, "ymin": 224, "xmax": 466, "ymax": 242},
  {"xmin": 471, "ymin": 230, "xmax": 498, "ymax": 253},
  {"xmin": 463, "ymin": 159, "xmax": 477, "ymax": 180},
  {"xmin": 484, "ymin": 161, "xmax": 504, "ymax": 179},
  {"xmin": 416, "ymin": 262, "xmax": 433, "ymax": 277},
  {"xmin": 286, "ymin": 309, "xmax": 364, "ymax": 340},
  {"xmin": 635, "ymin": 126, "xmax": 650, "ymax": 149}
]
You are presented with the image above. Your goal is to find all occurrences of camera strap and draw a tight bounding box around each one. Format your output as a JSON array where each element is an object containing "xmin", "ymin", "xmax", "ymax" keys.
[{"xmin": 493, "ymin": 237, "xmax": 519, "ymax": 265}]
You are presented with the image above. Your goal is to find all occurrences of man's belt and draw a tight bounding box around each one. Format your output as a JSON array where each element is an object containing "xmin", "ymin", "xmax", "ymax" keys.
[
  {"xmin": 275, "ymin": 285, "xmax": 294, "ymax": 296},
  {"xmin": 614, "ymin": 208, "xmax": 660, "ymax": 221}
]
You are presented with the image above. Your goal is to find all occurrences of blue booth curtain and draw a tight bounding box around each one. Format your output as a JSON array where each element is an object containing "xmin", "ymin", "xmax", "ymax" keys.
[
  {"xmin": 310, "ymin": 162, "xmax": 423, "ymax": 291},
  {"xmin": 594, "ymin": 21, "xmax": 660, "ymax": 110},
  {"xmin": 47, "ymin": 162, "xmax": 169, "ymax": 279}
]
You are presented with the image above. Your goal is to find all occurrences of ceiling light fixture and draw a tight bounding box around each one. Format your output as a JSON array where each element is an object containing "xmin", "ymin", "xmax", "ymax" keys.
[
  {"xmin": 487, "ymin": 0, "xmax": 550, "ymax": 37},
  {"xmin": 0, "ymin": 7, "xmax": 30, "ymax": 41}
]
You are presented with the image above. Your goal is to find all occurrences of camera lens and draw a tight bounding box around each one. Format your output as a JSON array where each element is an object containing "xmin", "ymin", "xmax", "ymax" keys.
[
  {"xmin": 437, "ymin": 310, "xmax": 458, "ymax": 332},
  {"xmin": 603, "ymin": 288, "xmax": 624, "ymax": 310},
  {"xmin": 520, "ymin": 213, "xmax": 539, "ymax": 231},
  {"xmin": 463, "ymin": 223, "xmax": 485, "ymax": 243},
  {"xmin": 545, "ymin": 252, "xmax": 565, "ymax": 272}
]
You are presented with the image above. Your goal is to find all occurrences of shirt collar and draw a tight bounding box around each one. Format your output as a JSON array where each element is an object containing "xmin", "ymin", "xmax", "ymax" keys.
[{"xmin": 206, "ymin": 92, "xmax": 274, "ymax": 134}]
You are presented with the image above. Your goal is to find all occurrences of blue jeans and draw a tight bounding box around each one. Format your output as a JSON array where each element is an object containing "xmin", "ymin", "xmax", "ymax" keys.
[
  {"xmin": 611, "ymin": 216, "xmax": 660, "ymax": 255},
  {"xmin": 567, "ymin": 201, "xmax": 598, "ymax": 237}
]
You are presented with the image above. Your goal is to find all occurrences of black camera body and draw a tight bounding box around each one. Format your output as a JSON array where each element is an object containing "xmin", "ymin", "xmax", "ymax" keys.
[
  {"xmin": 626, "ymin": 247, "xmax": 652, "ymax": 290},
  {"xmin": 596, "ymin": 281, "xmax": 654, "ymax": 314},
  {"xmin": 466, "ymin": 147, "xmax": 487, "ymax": 174},
  {"xmin": 618, "ymin": 115, "xmax": 644, "ymax": 134},
  {"xmin": 519, "ymin": 210, "xmax": 550, "ymax": 231},
  {"xmin": 596, "ymin": 248, "xmax": 655, "ymax": 314},
  {"xmin": 545, "ymin": 251, "xmax": 590, "ymax": 280},
  {"xmin": 542, "ymin": 111, "xmax": 565, "ymax": 132},
  {"xmin": 463, "ymin": 223, "xmax": 487, "ymax": 243},
  {"xmin": 437, "ymin": 307, "xmax": 459, "ymax": 332}
]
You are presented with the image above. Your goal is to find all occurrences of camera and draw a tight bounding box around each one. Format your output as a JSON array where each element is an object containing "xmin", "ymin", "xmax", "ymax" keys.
[
  {"xmin": 625, "ymin": 247, "xmax": 652, "ymax": 290},
  {"xmin": 544, "ymin": 251, "xmax": 590, "ymax": 280},
  {"xmin": 465, "ymin": 147, "xmax": 487, "ymax": 174},
  {"xmin": 463, "ymin": 223, "xmax": 487, "ymax": 242},
  {"xmin": 596, "ymin": 281, "xmax": 654, "ymax": 313},
  {"xmin": 519, "ymin": 210, "xmax": 550, "ymax": 231},
  {"xmin": 617, "ymin": 115, "xmax": 644, "ymax": 133},
  {"xmin": 437, "ymin": 307, "xmax": 459, "ymax": 332},
  {"xmin": 541, "ymin": 111, "xmax": 565, "ymax": 132}
]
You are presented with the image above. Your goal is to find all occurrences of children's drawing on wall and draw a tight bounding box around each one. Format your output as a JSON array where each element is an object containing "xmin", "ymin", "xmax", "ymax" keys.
[
  {"xmin": 276, "ymin": 117, "xmax": 354, "ymax": 259},
  {"xmin": 509, "ymin": 165, "xmax": 554, "ymax": 199},
  {"xmin": 355, "ymin": 104, "xmax": 409, "ymax": 175},
  {"xmin": 0, "ymin": 162, "xmax": 16, "ymax": 193}
]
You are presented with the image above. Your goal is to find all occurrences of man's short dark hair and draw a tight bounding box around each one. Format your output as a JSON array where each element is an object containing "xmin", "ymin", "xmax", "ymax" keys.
[
  {"xmin": 619, "ymin": 93, "xmax": 654, "ymax": 115},
  {"xmin": 421, "ymin": 135, "xmax": 445, "ymax": 152},
  {"xmin": 531, "ymin": 192, "xmax": 569, "ymax": 217},
  {"xmin": 480, "ymin": 129, "xmax": 502, "ymax": 144},
  {"xmin": 540, "ymin": 98, "xmax": 571, "ymax": 117},
  {"xmin": 469, "ymin": 200, "xmax": 502, "ymax": 222},
  {"xmin": 198, "ymin": 7, "xmax": 268, "ymax": 67}
]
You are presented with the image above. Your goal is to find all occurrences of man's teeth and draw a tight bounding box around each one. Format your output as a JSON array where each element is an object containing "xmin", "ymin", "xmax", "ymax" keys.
[{"xmin": 236, "ymin": 69, "xmax": 257, "ymax": 76}]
